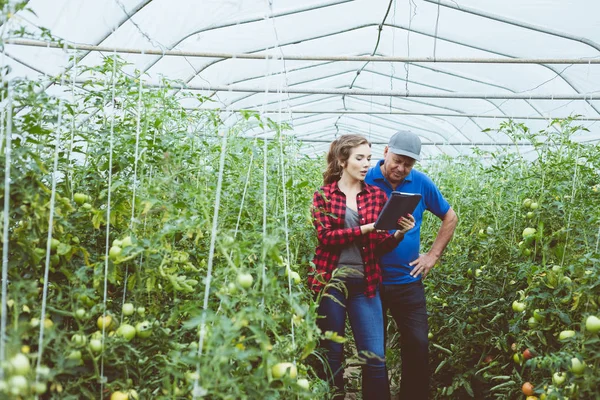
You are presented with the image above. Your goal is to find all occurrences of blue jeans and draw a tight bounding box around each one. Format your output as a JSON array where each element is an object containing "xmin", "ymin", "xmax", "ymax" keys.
[
  {"xmin": 317, "ymin": 277, "xmax": 390, "ymax": 400},
  {"xmin": 382, "ymin": 281, "xmax": 429, "ymax": 400}
]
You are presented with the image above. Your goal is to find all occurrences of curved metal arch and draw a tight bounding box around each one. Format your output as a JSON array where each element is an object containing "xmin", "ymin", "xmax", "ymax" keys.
[
  {"xmin": 341, "ymin": 99, "xmax": 472, "ymax": 143},
  {"xmin": 379, "ymin": 22, "xmax": 600, "ymax": 116},
  {"xmin": 423, "ymin": 0, "xmax": 600, "ymax": 52},
  {"xmin": 222, "ymin": 81, "xmax": 472, "ymax": 145},
  {"xmin": 213, "ymin": 60, "xmax": 501, "ymax": 139},
  {"xmin": 180, "ymin": 21, "xmax": 598, "ymax": 118},
  {"xmin": 219, "ymin": 87, "xmax": 492, "ymax": 144},
  {"xmin": 282, "ymin": 111, "xmax": 457, "ymax": 146},
  {"xmin": 343, "ymin": 113, "xmax": 458, "ymax": 144},
  {"xmin": 292, "ymin": 126, "xmax": 454, "ymax": 157},
  {"xmin": 181, "ymin": 29, "xmax": 554, "ymax": 140},
  {"xmin": 136, "ymin": 0, "xmax": 354, "ymax": 75}
]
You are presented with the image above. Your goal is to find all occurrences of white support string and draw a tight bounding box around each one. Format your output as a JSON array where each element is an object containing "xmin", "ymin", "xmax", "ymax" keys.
[
  {"xmin": 1, "ymin": 3, "xmax": 15, "ymax": 375},
  {"xmin": 100, "ymin": 52, "xmax": 118, "ymax": 396},
  {"xmin": 561, "ymin": 145, "xmax": 580, "ymax": 267},
  {"xmin": 68, "ymin": 46, "xmax": 77, "ymax": 201},
  {"xmin": 0, "ymin": 83, "xmax": 13, "ymax": 380},
  {"xmin": 192, "ymin": 127, "xmax": 229, "ymax": 399},
  {"xmin": 259, "ymin": 53, "xmax": 273, "ymax": 319},
  {"xmin": 215, "ymin": 138, "xmax": 256, "ymax": 316},
  {"xmin": 130, "ymin": 65, "xmax": 144, "ymax": 228},
  {"xmin": 120, "ymin": 65, "xmax": 145, "ymax": 322},
  {"xmin": 35, "ymin": 65, "xmax": 67, "ymax": 387},
  {"xmin": 277, "ymin": 97, "xmax": 296, "ymax": 352}
]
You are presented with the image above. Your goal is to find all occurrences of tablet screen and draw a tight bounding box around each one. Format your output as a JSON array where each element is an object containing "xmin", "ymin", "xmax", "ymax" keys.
[{"xmin": 374, "ymin": 191, "xmax": 422, "ymax": 230}]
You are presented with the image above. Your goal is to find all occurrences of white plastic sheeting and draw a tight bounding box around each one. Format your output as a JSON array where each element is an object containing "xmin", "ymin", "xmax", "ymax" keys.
[{"xmin": 3, "ymin": 0, "xmax": 600, "ymax": 159}]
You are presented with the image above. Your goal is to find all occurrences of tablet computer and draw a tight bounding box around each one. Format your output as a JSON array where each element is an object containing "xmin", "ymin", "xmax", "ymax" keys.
[{"xmin": 374, "ymin": 191, "xmax": 422, "ymax": 230}]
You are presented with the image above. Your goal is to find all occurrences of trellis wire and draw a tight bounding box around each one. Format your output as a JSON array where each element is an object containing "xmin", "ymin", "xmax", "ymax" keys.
[
  {"xmin": 277, "ymin": 100, "xmax": 296, "ymax": 352},
  {"xmin": 100, "ymin": 52, "xmax": 119, "ymax": 396},
  {"xmin": 259, "ymin": 51, "xmax": 273, "ymax": 319},
  {"xmin": 192, "ymin": 127, "xmax": 229, "ymax": 399},
  {"xmin": 560, "ymin": 146, "xmax": 581, "ymax": 267},
  {"xmin": 0, "ymin": 2, "xmax": 15, "ymax": 378},
  {"xmin": 35, "ymin": 65, "xmax": 67, "ymax": 388},
  {"xmin": 130, "ymin": 68, "xmax": 144, "ymax": 228},
  {"xmin": 120, "ymin": 69, "xmax": 145, "ymax": 324},
  {"xmin": 0, "ymin": 84, "xmax": 12, "ymax": 381},
  {"xmin": 67, "ymin": 47, "xmax": 77, "ymax": 201},
  {"xmin": 215, "ymin": 137, "xmax": 257, "ymax": 316}
]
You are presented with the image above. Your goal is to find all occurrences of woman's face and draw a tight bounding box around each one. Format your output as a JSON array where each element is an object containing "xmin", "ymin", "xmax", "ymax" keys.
[{"xmin": 342, "ymin": 143, "xmax": 372, "ymax": 181}]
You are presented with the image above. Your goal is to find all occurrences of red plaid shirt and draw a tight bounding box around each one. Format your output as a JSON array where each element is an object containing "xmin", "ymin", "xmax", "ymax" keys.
[{"xmin": 309, "ymin": 181, "xmax": 402, "ymax": 298}]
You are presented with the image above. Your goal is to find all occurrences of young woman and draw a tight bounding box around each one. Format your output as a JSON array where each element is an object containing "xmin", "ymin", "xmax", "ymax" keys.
[{"xmin": 310, "ymin": 134, "xmax": 415, "ymax": 400}]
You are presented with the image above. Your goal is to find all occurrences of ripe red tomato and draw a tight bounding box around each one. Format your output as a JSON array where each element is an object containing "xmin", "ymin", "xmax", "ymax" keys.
[{"xmin": 522, "ymin": 382, "xmax": 535, "ymax": 396}]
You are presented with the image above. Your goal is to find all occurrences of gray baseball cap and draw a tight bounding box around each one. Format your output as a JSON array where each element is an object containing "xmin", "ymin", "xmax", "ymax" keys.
[{"xmin": 387, "ymin": 130, "xmax": 421, "ymax": 161}]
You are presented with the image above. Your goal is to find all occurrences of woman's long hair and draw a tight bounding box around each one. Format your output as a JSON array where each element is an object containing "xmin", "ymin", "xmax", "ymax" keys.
[{"xmin": 323, "ymin": 134, "xmax": 371, "ymax": 185}]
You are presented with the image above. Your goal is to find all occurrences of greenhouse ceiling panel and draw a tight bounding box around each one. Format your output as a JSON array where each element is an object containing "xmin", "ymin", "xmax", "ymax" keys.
[{"xmin": 2, "ymin": 0, "xmax": 600, "ymax": 158}]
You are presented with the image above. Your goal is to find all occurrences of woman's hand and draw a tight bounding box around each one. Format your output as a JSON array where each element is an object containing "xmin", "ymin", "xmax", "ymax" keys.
[
  {"xmin": 361, "ymin": 222, "xmax": 376, "ymax": 234},
  {"xmin": 393, "ymin": 214, "xmax": 415, "ymax": 239}
]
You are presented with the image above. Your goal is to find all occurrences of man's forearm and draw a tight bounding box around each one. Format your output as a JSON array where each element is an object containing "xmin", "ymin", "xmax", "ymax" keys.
[{"xmin": 428, "ymin": 208, "xmax": 458, "ymax": 259}]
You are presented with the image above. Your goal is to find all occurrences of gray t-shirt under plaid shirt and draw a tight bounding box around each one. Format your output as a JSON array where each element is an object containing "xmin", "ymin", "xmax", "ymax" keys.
[{"xmin": 337, "ymin": 207, "xmax": 365, "ymax": 275}]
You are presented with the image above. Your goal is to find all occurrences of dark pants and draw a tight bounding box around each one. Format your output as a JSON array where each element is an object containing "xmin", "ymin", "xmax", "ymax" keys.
[
  {"xmin": 381, "ymin": 281, "xmax": 429, "ymax": 400},
  {"xmin": 317, "ymin": 278, "xmax": 390, "ymax": 400}
]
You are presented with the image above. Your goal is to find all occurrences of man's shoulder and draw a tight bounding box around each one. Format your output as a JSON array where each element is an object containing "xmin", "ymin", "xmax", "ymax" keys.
[{"xmin": 410, "ymin": 169, "xmax": 438, "ymax": 187}]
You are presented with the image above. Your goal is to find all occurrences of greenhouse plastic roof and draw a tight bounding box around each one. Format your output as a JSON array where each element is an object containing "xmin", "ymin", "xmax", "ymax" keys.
[{"xmin": 3, "ymin": 0, "xmax": 600, "ymax": 159}]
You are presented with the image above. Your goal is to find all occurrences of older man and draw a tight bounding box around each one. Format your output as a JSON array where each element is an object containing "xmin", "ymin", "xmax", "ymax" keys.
[{"xmin": 365, "ymin": 130, "xmax": 458, "ymax": 399}]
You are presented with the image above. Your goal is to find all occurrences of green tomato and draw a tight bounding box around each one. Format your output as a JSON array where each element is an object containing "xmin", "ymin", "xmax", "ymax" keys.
[
  {"xmin": 512, "ymin": 301, "xmax": 526, "ymax": 313},
  {"xmin": 522, "ymin": 227, "xmax": 537, "ymax": 238},
  {"xmin": 297, "ymin": 378, "xmax": 309, "ymax": 390},
  {"xmin": 81, "ymin": 202, "xmax": 92, "ymax": 210},
  {"xmin": 136, "ymin": 307, "xmax": 146, "ymax": 316},
  {"xmin": 73, "ymin": 193, "xmax": 88, "ymax": 205},
  {"xmin": 109, "ymin": 246, "xmax": 122, "ymax": 261},
  {"xmin": 185, "ymin": 371, "xmax": 200, "ymax": 383},
  {"xmin": 50, "ymin": 238, "xmax": 61, "ymax": 252},
  {"xmin": 289, "ymin": 271, "xmax": 301, "ymax": 284},
  {"xmin": 527, "ymin": 317, "xmax": 538, "ymax": 328},
  {"xmin": 8, "ymin": 375, "xmax": 28, "ymax": 395},
  {"xmin": 97, "ymin": 315, "xmax": 113, "ymax": 331},
  {"xmin": 271, "ymin": 362, "xmax": 297, "ymax": 379},
  {"xmin": 513, "ymin": 353, "xmax": 524, "ymax": 365},
  {"xmin": 110, "ymin": 391, "xmax": 129, "ymax": 400},
  {"xmin": 558, "ymin": 330, "xmax": 576, "ymax": 340},
  {"xmin": 74, "ymin": 308, "xmax": 87, "ymax": 320},
  {"xmin": 522, "ymin": 198, "xmax": 532, "ymax": 208},
  {"xmin": 71, "ymin": 333, "xmax": 87, "ymax": 347},
  {"xmin": 10, "ymin": 353, "xmax": 30, "ymax": 376},
  {"xmin": 89, "ymin": 339, "xmax": 103, "ymax": 354},
  {"xmin": 135, "ymin": 321, "xmax": 152, "ymax": 339},
  {"xmin": 526, "ymin": 211, "xmax": 535, "ymax": 219},
  {"xmin": 116, "ymin": 324, "xmax": 137, "ymax": 341},
  {"xmin": 529, "ymin": 202, "xmax": 539, "ymax": 210},
  {"xmin": 67, "ymin": 350, "xmax": 82, "ymax": 361},
  {"xmin": 236, "ymin": 272, "xmax": 253, "ymax": 289},
  {"xmin": 121, "ymin": 236, "xmax": 133, "ymax": 248},
  {"xmin": 533, "ymin": 309, "xmax": 545, "ymax": 322},
  {"xmin": 585, "ymin": 315, "xmax": 600, "ymax": 333},
  {"xmin": 32, "ymin": 381, "xmax": 47, "ymax": 395},
  {"xmin": 569, "ymin": 357, "xmax": 585, "ymax": 375},
  {"xmin": 552, "ymin": 371, "xmax": 566, "ymax": 386},
  {"xmin": 122, "ymin": 303, "xmax": 135, "ymax": 316}
]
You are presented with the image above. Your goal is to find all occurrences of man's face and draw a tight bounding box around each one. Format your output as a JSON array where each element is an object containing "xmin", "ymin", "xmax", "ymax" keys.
[{"xmin": 382, "ymin": 147, "xmax": 416, "ymax": 184}]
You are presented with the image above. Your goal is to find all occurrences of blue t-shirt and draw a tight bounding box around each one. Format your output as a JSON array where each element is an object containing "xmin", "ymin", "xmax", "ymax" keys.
[{"xmin": 365, "ymin": 160, "xmax": 450, "ymax": 284}]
